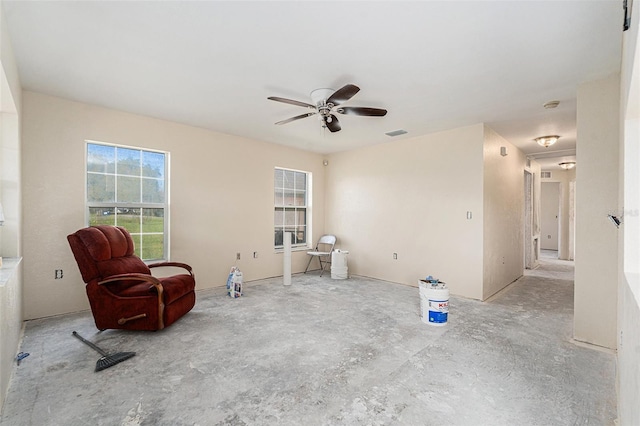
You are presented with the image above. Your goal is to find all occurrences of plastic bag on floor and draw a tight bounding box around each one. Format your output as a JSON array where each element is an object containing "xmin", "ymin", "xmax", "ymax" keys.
[{"xmin": 226, "ymin": 266, "xmax": 243, "ymax": 298}]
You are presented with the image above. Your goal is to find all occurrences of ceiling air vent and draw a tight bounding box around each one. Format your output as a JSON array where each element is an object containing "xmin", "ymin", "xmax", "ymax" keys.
[
  {"xmin": 541, "ymin": 171, "xmax": 552, "ymax": 179},
  {"xmin": 385, "ymin": 129, "xmax": 408, "ymax": 137}
]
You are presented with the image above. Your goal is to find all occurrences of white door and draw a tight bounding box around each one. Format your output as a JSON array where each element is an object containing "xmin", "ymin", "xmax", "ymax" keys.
[{"xmin": 541, "ymin": 182, "xmax": 560, "ymax": 250}]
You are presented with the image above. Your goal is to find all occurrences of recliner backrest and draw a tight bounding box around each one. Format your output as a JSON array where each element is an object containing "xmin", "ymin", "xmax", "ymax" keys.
[{"xmin": 67, "ymin": 225, "xmax": 150, "ymax": 284}]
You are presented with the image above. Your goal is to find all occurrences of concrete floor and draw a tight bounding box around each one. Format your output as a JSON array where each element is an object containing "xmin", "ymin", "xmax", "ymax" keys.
[{"xmin": 1, "ymin": 258, "xmax": 616, "ymax": 425}]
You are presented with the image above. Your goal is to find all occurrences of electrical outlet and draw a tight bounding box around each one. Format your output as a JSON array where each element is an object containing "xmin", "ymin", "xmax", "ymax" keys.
[
  {"xmin": 393, "ymin": 253, "xmax": 398, "ymax": 260},
  {"xmin": 55, "ymin": 269, "xmax": 63, "ymax": 279},
  {"xmin": 236, "ymin": 253, "xmax": 241, "ymax": 260},
  {"xmin": 253, "ymin": 251, "xmax": 258, "ymax": 259}
]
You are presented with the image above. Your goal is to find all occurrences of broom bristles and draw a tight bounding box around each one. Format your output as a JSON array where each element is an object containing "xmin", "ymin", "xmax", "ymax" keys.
[{"xmin": 95, "ymin": 352, "xmax": 136, "ymax": 372}]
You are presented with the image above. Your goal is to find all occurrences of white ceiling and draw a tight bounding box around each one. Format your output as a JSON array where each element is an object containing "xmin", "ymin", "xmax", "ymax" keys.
[{"xmin": 2, "ymin": 1, "xmax": 623, "ymax": 170}]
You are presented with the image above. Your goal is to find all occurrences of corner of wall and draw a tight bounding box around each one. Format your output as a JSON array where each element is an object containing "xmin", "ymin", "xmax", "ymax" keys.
[
  {"xmin": 0, "ymin": 2, "xmax": 23, "ymax": 412},
  {"xmin": 482, "ymin": 125, "xmax": 526, "ymax": 299},
  {"xmin": 574, "ymin": 73, "xmax": 621, "ymax": 349}
]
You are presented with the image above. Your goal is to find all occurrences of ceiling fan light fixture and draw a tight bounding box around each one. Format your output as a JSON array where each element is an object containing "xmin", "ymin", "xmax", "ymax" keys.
[
  {"xmin": 310, "ymin": 88, "xmax": 334, "ymax": 106},
  {"xmin": 268, "ymin": 84, "xmax": 386, "ymax": 133},
  {"xmin": 559, "ymin": 161, "xmax": 576, "ymax": 170},
  {"xmin": 535, "ymin": 135, "xmax": 560, "ymax": 148}
]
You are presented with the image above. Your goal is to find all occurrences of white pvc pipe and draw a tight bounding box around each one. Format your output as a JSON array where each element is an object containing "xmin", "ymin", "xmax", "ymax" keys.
[{"xmin": 283, "ymin": 232, "xmax": 292, "ymax": 286}]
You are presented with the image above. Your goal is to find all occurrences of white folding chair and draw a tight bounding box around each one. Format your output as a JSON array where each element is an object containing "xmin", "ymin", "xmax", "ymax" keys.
[{"xmin": 304, "ymin": 234, "xmax": 337, "ymax": 276}]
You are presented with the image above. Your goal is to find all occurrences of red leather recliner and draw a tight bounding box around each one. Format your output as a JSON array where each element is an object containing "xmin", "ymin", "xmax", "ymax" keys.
[{"xmin": 67, "ymin": 225, "xmax": 196, "ymax": 331}]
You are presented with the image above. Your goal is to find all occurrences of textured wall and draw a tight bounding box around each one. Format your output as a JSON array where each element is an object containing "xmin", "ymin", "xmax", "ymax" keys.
[
  {"xmin": 482, "ymin": 126, "xmax": 526, "ymax": 300},
  {"xmin": 325, "ymin": 124, "xmax": 485, "ymax": 299},
  {"xmin": 21, "ymin": 91, "xmax": 325, "ymax": 319},
  {"xmin": 574, "ymin": 74, "xmax": 620, "ymax": 349}
]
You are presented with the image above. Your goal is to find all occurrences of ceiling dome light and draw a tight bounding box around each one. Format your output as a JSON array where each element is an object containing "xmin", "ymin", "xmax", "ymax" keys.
[
  {"xmin": 535, "ymin": 135, "xmax": 560, "ymax": 148},
  {"xmin": 543, "ymin": 100, "xmax": 560, "ymax": 109},
  {"xmin": 559, "ymin": 161, "xmax": 576, "ymax": 170}
]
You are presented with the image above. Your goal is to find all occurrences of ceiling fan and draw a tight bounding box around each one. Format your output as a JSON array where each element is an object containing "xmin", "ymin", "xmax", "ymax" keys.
[{"xmin": 268, "ymin": 84, "xmax": 387, "ymax": 133}]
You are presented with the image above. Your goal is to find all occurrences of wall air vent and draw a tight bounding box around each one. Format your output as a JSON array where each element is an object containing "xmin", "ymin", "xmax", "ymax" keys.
[
  {"xmin": 541, "ymin": 171, "xmax": 552, "ymax": 179},
  {"xmin": 385, "ymin": 129, "xmax": 408, "ymax": 137}
]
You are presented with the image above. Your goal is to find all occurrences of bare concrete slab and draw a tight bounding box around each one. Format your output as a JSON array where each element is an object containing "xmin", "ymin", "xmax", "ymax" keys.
[{"xmin": 0, "ymin": 259, "xmax": 616, "ymax": 425}]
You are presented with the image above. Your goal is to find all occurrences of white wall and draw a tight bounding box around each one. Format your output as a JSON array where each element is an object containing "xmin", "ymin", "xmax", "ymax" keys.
[
  {"xmin": 617, "ymin": 3, "xmax": 640, "ymax": 423},
  {"xmin": 482, "ymin": 126, "xmax": 525, "ymax": 299},
  {"xmin": 574, "ymin": 73, "xmax": 620, "ymax": 349},
  {"xmin": 21, "ymin": 91, "xmax": 326, "ymax": 319},
  {"xmin": 0, "ymin": 0, "xmax": 21, "ymax": 257},
  {"xmin": 0, "ymin": 259, "xmax": 21, "ymax": 415},
  {"xmin": 0, "ymin": 0, "xmax": 23, "ymax": 413},
  {"xmin": 325, "ymin": 124, "xmax": 485, "ymax": 300}
]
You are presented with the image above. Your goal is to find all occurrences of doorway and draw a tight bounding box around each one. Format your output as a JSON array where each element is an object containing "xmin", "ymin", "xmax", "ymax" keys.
[
  {"xmin": 540, "ymin": 182, "xmax": 560, "ymax": 257},
  {"xmin": 541, "ymin": 182, "xmax": 560, "ymax": 258},
  {"xmin": 524, "ymin": 170, "xmax": 539, "ymax": 269}
]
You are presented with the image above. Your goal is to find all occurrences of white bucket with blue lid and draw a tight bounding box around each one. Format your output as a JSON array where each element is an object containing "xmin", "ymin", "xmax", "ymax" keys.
[{"xmin": 419, "ymin": 279, "xmax": 449, "ymax": 326}]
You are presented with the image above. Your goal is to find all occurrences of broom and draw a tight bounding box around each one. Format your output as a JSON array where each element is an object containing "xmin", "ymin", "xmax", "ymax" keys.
[{"xmin": 72, "ymin": 331, "xmax": 136, "ymax": 372}]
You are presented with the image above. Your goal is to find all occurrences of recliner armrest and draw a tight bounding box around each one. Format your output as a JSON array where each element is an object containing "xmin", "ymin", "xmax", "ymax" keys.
[
  {"xmin": 98, "ymin": 273, "xmax": 163, "ymax": 290},
  {"xmin": 148, "ymin": 262, "xmax": 194, "ymax": 277}
]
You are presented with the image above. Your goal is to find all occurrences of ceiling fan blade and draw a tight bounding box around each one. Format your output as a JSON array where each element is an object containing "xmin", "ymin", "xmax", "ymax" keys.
[
  {"xmin": 275, "ymin": 112, "xmax": 316, "ymax": 125},
  {"xmin": 268, "ymin": 96, "xmax": 316, "ymax": 109},
  {"xmin": 336, "ymin": 106, "xmax": 387, "ymax": 117},
  {"xmin": 324, "ymin": 115, "xmax": 341, "ymax": 132},
  {"xmin": 327, "ymin": 84, "xmax": 360, "ymax": 106}
]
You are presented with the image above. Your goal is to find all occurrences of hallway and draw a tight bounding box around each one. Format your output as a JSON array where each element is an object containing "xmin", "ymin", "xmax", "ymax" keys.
[{"xmin": 1, "ymin": 258, "xmax": 616, "ymax": 425}]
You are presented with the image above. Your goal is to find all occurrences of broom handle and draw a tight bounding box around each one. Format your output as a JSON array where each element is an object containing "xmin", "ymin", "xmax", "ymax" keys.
[{"xmin": 72, "ymin": 331, "xmax": 108, "ymax": 357}]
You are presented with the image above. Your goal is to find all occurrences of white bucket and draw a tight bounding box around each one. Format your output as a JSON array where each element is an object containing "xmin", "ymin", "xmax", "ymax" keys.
[
  {"xmin": 331, "ymin": 250, "xmax": 349, "ymax": 279},
  {"xmin": 331, "ymin": 267, "xmax": 348, "ymax": 279},
  {"xmin": 419, "ymin": 280, "xmax": 449, "ymax": 326}
]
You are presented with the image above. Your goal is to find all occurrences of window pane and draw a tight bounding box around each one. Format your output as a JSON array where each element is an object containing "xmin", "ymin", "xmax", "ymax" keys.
[
  {"xmin": 274, "ymin": 208, "xmax": 284, "ymax": 226},
  {"xmin": 89, "ymin": 207, "xmax": 115, "ymax": 226},
  {"xmin": 284, "ymin": 209, "xmax": 296, "ymax": 226},
  {"xmin": 142, "ymin": 178, "xmax": 165, "ymax": 203},
  {"xmin": 142, "ymin": 208, "xmax": 164, "ymax": 233},
  {"xmin": 130, "ymin": 233, "xmax": 142, "ymax": 258},
  {"xmin": 142, "ymin": 234, "xmax": 164, "ymax": 260},
  {"xmin": 295, "ymin": 225, "xmax": 306, "ymax": 244},
  {"xmin": 142, "ymin": 151, "xmax": 165, "ymax": 179},
  {"xmin": 283, "ymin": 189, "xmax": 296, "ymax": 206},
  {"xmin": 117, "ymin": 147, "xmax": 141, "ymax": 176},
  {"xmin": 87, "ymin": 144, "xmax": 115, "ymax": 173},
  {"xmin": 293, "ymin": 190, "xmax": 306, "ymax": 206},
  {"xmin": 296, "ymin": 209, "xmax": 306, "ymax": 227},
  {"xmin": 117, "ymin": 208, "xmax": 141, "ymax": 233},
  {"xmin": 294, "ymin": 172, "xmax": 306, "ymax": 190},
  {"xmin": 274, "ymin": 168, "xmax": 284, "ymax": 189},
  {"xmin": 117, "ymin": 176, "xmax": 141, "ymax": 203},
  {"xmin": 274, "ymin": 228, "xmax": 283, "ymax": 246},
  {"xmin": 283, "ymin": 170, "xmax": 295, "ymax": 190},
  {"xmin": 274, "ymin": 188, "xmax": 284, "ymax": 206},
  {"xmin": 87, "ymin": 173, "xmax": 115, "ymax": 202}
]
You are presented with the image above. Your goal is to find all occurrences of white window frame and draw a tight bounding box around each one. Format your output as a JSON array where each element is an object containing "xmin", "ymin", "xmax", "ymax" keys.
[
  {"xmin": 274, "ymin": 167, "xmax": 312, "ymax": 250},
  {"xmin": 85, "ymin": 140, "xmax": 169, "ymax": 261}
]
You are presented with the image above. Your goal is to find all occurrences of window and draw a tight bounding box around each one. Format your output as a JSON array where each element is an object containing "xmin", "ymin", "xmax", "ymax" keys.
[
  {"xmin": 86, "ymin": 142, "xmax": 168, "ymax": 260},
  {"xmin": 274, "ymin": 167, "xmax": 310, "ymax": 249}
]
